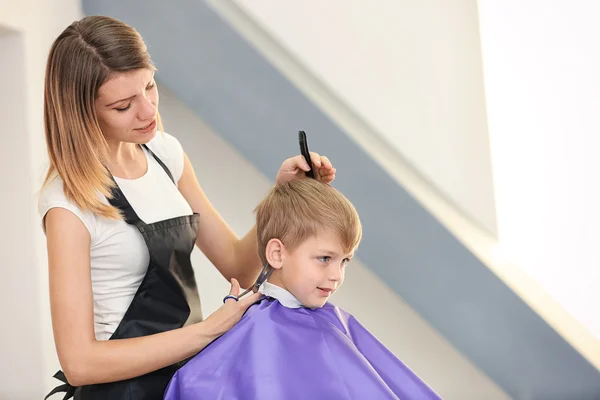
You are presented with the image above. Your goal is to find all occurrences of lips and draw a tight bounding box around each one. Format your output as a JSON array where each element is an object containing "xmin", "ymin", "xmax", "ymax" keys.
[
  {"xmin": 135, "ymin": 119, "xmax": 156, "ymax": 133},
  {"xmin": 317, "ymin": 287, "xmax": 335, "ymax": 296}
]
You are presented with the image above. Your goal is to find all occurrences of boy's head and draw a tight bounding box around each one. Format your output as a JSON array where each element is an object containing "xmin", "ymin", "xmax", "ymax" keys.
[{"xmin": 255, "ymin": 179, "xmax": 362, "ymax": 308}]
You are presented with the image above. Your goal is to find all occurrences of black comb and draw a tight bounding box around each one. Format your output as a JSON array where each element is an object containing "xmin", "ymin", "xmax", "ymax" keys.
[{"xmin": 298, "ymin": 130, "xmax": 315, "ymax": 179}]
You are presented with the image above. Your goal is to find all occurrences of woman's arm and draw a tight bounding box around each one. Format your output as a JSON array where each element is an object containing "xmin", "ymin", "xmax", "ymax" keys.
[
  {"xmin": 45, "ymin": 208, "xmax": 260, "ymax": 386},
  {"xmin": 177, "ymin": 153, "xmax": 263, "ymax": 288}
]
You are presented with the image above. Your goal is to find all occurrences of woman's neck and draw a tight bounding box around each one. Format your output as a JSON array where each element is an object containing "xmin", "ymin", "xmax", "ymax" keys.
[{"xmin": 105, "ymin": 141, "xmax": 147, "ymax": 179}]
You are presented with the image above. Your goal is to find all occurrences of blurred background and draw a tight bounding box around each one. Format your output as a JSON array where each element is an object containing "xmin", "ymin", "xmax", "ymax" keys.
[{"xmin": 1, "ymin": 1, "xmax": 599, "ymax": 399}]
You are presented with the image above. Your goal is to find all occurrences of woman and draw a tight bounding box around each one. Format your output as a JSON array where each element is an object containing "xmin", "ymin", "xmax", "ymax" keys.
[{"xmin": 40, "ymin": 15, "xmax": 335, "ymax": 400}]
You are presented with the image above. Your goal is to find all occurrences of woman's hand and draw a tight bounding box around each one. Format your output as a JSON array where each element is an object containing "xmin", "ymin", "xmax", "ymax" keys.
[
  {"xmin": 202, "ymin": 278, "xmax": 262, "ymax": 337},
  {"xmin": 275, "ymin": 152, "xmax": 336, "ymax": 185}
]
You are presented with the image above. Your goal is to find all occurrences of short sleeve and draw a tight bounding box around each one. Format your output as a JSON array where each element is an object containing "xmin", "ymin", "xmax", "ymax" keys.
[
  {"xmin": 146, "ymin": 131, "xmax": 185, "ymax": 183},
  {"xmin": 38, "ymin": 176, "xmax": 96, "ymax": 239}
]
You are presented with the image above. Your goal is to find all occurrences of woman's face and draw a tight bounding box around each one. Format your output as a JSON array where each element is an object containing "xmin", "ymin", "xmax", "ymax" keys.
[{"xmin": 95, "ymin": 68, "xmax": 159, "ymax": 145}]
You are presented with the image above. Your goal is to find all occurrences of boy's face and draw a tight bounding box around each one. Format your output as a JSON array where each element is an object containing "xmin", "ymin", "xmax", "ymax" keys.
[{"xmin": 276, "ymin": 230, "xmax": 354, "ymax": 308}]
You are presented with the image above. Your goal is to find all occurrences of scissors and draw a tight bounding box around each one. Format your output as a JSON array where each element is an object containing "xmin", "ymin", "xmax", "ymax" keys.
[
  {"xmin": 228, "ymin": 131, "xmax": 316, "ymax": 302},
  {"xmin": 231, "ymin": 262, "xmax": 275, "ymax": 301}
]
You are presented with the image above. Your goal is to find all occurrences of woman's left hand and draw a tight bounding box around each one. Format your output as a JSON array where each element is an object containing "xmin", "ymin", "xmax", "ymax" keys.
[{"xmin": 275, "ymin": 152, "xmax": 336, "ymax": 185}]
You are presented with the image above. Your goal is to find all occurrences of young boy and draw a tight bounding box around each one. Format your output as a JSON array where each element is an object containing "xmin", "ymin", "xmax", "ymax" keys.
[{"xmin": 164, "ymin": 179, "xmax": 440, "ymax": 399}]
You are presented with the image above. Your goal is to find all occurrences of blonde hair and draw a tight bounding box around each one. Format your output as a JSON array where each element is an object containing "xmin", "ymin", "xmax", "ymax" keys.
[
  {"xmin": 42, "ymin": 15, "xmax": 163, "ymax": 219},
  {"xmin": 255, "ymin": 179, "xmax": 362, "ymax": 265}
]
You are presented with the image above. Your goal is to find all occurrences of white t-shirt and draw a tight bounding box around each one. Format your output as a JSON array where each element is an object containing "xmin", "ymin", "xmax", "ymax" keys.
[{"xmin": 38, "ymin": 132, "xmax": 194, "ymax": 341}]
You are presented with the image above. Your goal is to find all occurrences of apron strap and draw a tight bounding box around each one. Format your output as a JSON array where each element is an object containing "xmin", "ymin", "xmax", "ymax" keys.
[
  {"xmin": 44, "ymin": 370, "xmax": 76, "ymax": 400},
  {"xmin": 108, "ymin": 144, "xmax": 176, "ymax": 225},
  {"xmin": 109, "ymin": 182, "xmax": 143, "ymax": 225},
  {"xmin": 142, "ymin": 144, "xmax": 175, "ymax": 184}
]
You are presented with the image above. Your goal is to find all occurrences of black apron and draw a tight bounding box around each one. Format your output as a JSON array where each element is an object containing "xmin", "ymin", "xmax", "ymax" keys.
[{"xmin": 45, "ymin": 145, "xmax": 203, "ymax": 400}]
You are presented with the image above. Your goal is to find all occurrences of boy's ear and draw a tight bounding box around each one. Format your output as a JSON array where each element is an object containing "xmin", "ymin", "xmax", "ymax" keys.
[{"xmin": 265, "ymin": 238, "xmax": 285, "ymax": 269}]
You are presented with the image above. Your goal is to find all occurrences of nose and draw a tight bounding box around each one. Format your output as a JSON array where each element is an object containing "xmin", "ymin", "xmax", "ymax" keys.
[
  {"xmin": 328, "ymin": 264, "xmax": 343, "ymax": 282},
  {"xmin": 138, "ymin": 95, "xmax": 156, "ymax": 121}
]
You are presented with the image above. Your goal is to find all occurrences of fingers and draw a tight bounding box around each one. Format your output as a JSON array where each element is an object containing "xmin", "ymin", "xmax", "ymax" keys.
[
  {"xmin": 310, "ymin": 153, "xmax": 336, "ymax": 181},
  {"xmin": 223, "ymin": 279, "xmax": 241, "ymax": 304},
  {"xmin": 308, "ymin": 153, "xmax": 335, "ymax": 183},
  {"xmin": 322, "ymin": 170, "xmax": 336, "ymax": 178},
  {"xmin": 308, "ymin": 151, "xmax": 322, "ymax": 169},
  {"xmin": 223, "ymin": 278, "xmax": 261, "ymax": 306},
  {"xmin": 319, "ymin": 155, "xmax": 333, "ymax": 170},
  {"xmin": 295, "ymin": 155, "xmax": 311, "ymax": 172},
  {"xmin": 278, "ymin": 152, "xmax": 336, "ymax": 184},
  {"xmin": 229, "ymin": 278, "xmax": 240, "ymax": 296},
  {"xmin": 239, "ymin": 291, "xmax": 263, "ymax": 309},
  {"xmin": 320, "ymin": 173, "xmax": 336, "ymax": 184},
  {"xmin": 282, "ymin": 156, "xmax": 310, "ymax": 172}
]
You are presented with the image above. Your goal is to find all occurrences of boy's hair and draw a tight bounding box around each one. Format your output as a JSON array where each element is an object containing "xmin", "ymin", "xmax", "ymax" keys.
[{"xmin": 255, "ymin": 179, "xmax": 362, "ymax": 265}]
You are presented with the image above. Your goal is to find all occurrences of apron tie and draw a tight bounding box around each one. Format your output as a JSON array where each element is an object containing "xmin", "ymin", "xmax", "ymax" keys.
[{"xmin": 45, "ymin": 370, "xmax": 77, "ymax": 400}]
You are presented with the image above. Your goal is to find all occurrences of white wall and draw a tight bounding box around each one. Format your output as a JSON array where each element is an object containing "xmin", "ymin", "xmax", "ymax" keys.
[
  {"xmin": 477, "ymin": 0, "xmax": 600, "ymax": 339},
  {"xmin": 0, "ymin": 25, "xmax": 44, "ymax": 400},
  {"xmin": 231, "ymin": 0, "xmax": 498, "ymax": 236},
  {"xmin": 0, "ymin": 2, "xmax": 83, "ymax": 399},
  {"xmin": 159, "ymin": 87, "xmax": 509, "ymax": 400}
]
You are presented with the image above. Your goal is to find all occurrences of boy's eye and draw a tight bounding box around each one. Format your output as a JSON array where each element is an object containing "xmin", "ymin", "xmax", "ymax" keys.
[
  {"xmin": 318, "ymin": 256, "xmax": 331, "ymax": 263},
  {"xmin": 342, "ymin": 258, "xmax": 351, "ymax": 265}
]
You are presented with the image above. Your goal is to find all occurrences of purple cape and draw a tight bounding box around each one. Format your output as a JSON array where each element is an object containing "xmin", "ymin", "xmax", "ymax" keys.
[{"xmin": 164, "ymin": 297, "xmax": 441, "ymax": 399}]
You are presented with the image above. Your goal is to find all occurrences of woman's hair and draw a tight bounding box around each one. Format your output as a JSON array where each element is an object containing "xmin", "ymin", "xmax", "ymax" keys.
[
  {"xmin": 42, "ymin": 15, "xmax": 162, "ymax": 219},
  {"xmin": 255, "ymin": 179, "xmax": 362, "ymax": 265}
]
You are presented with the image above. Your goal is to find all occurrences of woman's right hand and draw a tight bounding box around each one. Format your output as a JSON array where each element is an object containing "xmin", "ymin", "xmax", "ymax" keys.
[{"xmin": 202, "ymin": 278, "xmax": 262, "ymax": 338}]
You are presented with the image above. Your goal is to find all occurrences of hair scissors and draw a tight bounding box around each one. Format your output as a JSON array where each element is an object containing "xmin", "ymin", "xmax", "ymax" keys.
[{"xmin": 231, "ymin": 262, "xmax": 275, "ymax": 301}]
